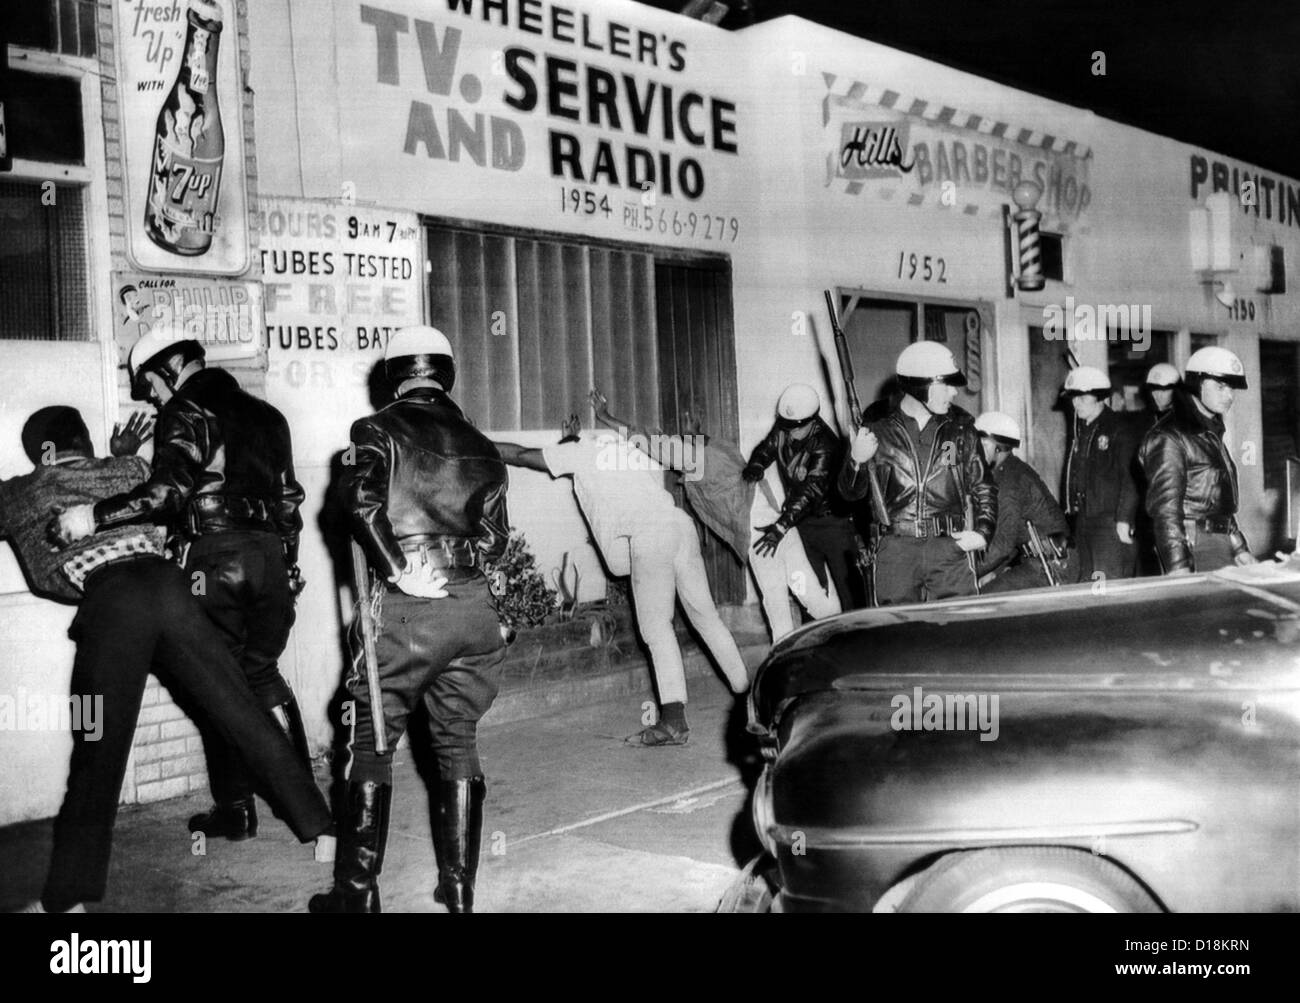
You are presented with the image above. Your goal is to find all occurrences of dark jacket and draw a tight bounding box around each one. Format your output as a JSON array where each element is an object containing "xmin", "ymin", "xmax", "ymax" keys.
[
  {"xmin": 977, "ymin": 454, "xmax": 1069, "ymax": 576},
  {"xmin": 838, "ymin": 408, "xmax": 997, "ymax": 540},
  {"xmin": 1063, "ymin": 406, "xmax": 1141, "ymax": 526},
  {"xmin": 0, "ymin": 456, "xmax": 157, "ymax": 602},
  {"xmin": 345, "ymin": 386, "xmax": 510, "ymax": 581},
  {"xmin": 745, "ymin": 416, "xmax": 843, "ymax": 531},
  {"xmin": 94, "ymin": 368, "xmax": 305, "ymax": 560},
  {"xmin": 1138, "ymin": 392, "xmax": 1248, "ymax": 573}
]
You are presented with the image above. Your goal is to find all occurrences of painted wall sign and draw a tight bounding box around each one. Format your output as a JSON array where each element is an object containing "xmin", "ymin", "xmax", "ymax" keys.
[
  {"xmin": 354, "ymin": 0, "xmax": 740, "ymax": 203},
  {"xmin": 113, "ymin": 0, "xmax": 250, "ymax": 273},
  {"xmin": 112, "ymin": 271, "xmax": 262, "ymax": 361},
  {"xmin": 823, "ymin": 74, "xmax": 1092, "ymax": 223},
  {"xmin": 1189, "ymin": 153, "xmax": 1300, "ymax": 230},
  {"xmin": 255, "ymin": 196, "xmax": 422, "ymax": 469}
]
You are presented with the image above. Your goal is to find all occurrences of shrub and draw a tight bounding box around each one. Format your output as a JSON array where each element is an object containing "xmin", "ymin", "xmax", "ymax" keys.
[{"xmin": 485, "ymin": 532, "xmax": 559, "ymax": 629}]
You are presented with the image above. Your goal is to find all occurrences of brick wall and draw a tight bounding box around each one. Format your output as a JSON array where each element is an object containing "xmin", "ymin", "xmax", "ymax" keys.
[{"xmin": 95, "ymin": 0, "xmax": 265, "ymax": 807}]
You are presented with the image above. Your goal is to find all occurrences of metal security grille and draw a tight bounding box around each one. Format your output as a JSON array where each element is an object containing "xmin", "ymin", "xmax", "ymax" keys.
[
  {"xmin": 426, "ymin": 225, "xmax": 661, "ymax": 432},
  {"xmin": 0, "ymin": 179, "xmax": 90, "ymax": 341}
]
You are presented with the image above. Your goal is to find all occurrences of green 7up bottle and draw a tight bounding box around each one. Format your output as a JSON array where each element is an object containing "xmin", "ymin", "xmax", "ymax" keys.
[{"xmin": 145, "ymin": 0, "xmax": 225, "ymax": 256}]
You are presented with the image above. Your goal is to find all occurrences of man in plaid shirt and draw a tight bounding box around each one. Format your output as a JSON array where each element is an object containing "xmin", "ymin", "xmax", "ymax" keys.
[{"xmin": 0, "ymin": 406, "xmax": 331, "ymax": 913}]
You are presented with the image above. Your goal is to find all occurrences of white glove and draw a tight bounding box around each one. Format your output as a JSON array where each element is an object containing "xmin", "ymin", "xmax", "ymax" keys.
[
  {"xmin": 850, "ymin": 428, "xmax": 878, "ymax": 464},
  {"xmin": 952, "ymin": 531, "xmax": 987, "ymax": 553},
  {"xmin": 1234, "ymin": 551, "xmax": 1258, "ymax": 566},
  {"xmin": 53, "ymin": 504, "xmax": 97, "ymax": 545},
  {"xmin": 1115, "ymin": 521, "xmax": 1134, "ymax": 544},
  {"xmin": 392, "ymin": 558, "xmax": 449, "ymax": 599}
]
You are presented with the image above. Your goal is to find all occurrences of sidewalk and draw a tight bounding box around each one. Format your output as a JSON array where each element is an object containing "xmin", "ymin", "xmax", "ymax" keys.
[{"xmin": 1, "ymin": 626, "xmax": 772, "ymax": 913}]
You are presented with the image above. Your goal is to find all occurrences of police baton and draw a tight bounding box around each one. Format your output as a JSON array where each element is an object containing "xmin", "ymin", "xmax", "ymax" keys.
[{"xmin": 349, "ymin": 539, "xmax": 388, "ymax": 755}]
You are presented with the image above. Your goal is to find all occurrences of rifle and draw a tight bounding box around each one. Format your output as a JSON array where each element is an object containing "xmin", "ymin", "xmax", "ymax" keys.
[
  {"xmin": 1025, "ymin": 519, "xmax": 1061, "ymax": 589},
  {"xmin": 349, "ymin": 539, "xmax": 388, "ymax": 755},
  {"xmin": 823, "ymin": 290, "xmax": 890, "ymax": 529}
]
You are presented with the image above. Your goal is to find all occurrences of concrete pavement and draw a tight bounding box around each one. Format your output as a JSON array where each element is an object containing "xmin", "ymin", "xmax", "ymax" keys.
[{"xmin": 0, "ymin": 656, "xmax": 768, "ymax": 913}]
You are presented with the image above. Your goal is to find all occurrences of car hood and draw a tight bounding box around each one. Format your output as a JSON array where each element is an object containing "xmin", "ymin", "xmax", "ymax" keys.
[{"xmin": 752, "ymin": 562, "xmax": 1300, "ymax": 731}]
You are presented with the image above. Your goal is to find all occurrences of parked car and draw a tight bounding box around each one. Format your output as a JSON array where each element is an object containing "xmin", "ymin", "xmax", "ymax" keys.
[{"xmin": 723, "ymin": 558, "xmax": 1300, "ymax": 912}]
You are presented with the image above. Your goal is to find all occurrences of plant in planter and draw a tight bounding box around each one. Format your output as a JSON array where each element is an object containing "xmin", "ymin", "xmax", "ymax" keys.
[{"xmin": 484, "ymin": 532, "xmax": 559, "ymax": 630}]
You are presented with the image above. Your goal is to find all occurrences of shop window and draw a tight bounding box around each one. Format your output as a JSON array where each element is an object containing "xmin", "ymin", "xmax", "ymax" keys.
[
  {"xmin": 8, "ymin": 0, "xmax": 97, "ymax": 57},
  {"xmin": 1039, "ymin": 232, "xmax": 1064, "ymax": 282},
  {"xmin": 1190, "ymin": 332, "xmax": 1219, "ymax": 353},
  {"xmin": 1107, "ymin": 329, "xmax": 1173, "ymax": 413},
  {"xmin": 0, "ymin": 178, "xmax": 90, "ymax": 341},
  {"xmin": 1260, "ymin": 340, "xmax": 1299, "ymax": 496},
  {"xmin": 2, "ymin": 70, "xmax": 85, "ymax": 165}
]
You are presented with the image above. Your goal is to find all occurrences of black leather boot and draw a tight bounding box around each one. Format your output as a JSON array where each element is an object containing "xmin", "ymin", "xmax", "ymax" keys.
[
  {"xmin": 268, "ymin": 696, "xmax": 313, "ymax": 772},
  {"xmin": 308, "ymin": 780, "xmax": 390, "ymax": 914},
  {"xmin": 432, "ymin": 776, "xmax": 485, "ymax": 914},
  {"xmin": 188, "ymin": 799, "xmax": 258, "ymax": 840}
]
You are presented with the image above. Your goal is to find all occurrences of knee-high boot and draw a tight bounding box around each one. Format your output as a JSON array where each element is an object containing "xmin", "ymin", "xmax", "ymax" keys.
[
  {"xmin": 432, "ymin": 776, "xmax": 485, "ymax": 914},
  {"xmin": 308, "ymin": 780, "xmax": 390, "ymax": 914}
]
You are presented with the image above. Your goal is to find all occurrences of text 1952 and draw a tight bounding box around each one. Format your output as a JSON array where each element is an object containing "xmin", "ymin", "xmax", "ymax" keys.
[{"xmin": 898, "ymin": 252, "xmax": 948, "ymax": 283}]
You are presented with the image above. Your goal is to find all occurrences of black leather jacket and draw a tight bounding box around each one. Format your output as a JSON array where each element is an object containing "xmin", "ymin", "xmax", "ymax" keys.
[
  {"xmin": 745, "ymin": 416, "xmax": 843, "ymax": 531},
  {"xmin": 838, "ymin": 408, "xmax": 997, "ymax": 540},
  {"xmin": 94, "ymin": 367, "xmax": 304, "ymax": 560},
  {"xmin": 1138, "ymin": 392, "xmax": 1247, "ymax": 572},
  {"xmin": 345, "ymin": 386, "xmax": 510, "ymax": 581},
  {"xmin": 1064, "ymin": 406, "xmax": 1141, "ymax": 526}
]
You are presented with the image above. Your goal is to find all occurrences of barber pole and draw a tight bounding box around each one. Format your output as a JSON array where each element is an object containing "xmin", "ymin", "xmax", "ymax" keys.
[{"xmin": 1012, "ymin": 180, "xmax": 1046, "ymax": 291}]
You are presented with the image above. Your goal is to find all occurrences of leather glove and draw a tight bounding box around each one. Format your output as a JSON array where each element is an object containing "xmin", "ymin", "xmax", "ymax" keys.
[
  {"xmin": 742, "ymin": 462, "xmax": 766, "ymax": 483},
  {"xmin": 391, "ymin": 558, "xmax": 449, "ymax": 599},
  {"xmin": 753, "ymin": 523, "xmax": 785, "ymax": 558},
  {"xmin": 48, "ymin": 504, "xmax": 96, "ymax": 547}
]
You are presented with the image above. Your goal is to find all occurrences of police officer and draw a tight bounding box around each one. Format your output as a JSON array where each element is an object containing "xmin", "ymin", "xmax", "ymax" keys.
[
  {"xmin": 743, "ymin": 383, "xmax": 863, "ymax": 609},
  {"xmin": 310, "ymin": 326, "xmax": 510, "ymax": 914},
  {"xmin": 973, "ymin": 412, "xmax": 1079, "ymax": 591},
  {"xmin": 1135, "ymin": 362, "xmax": 1181, "ymax": 574},
  {"xmin": 1061, "ymin": 366, "xmax": 1141, "ymax": 582},
  {"xmin": 5, "ymin": 407, "xmax": 332, "ymax": 912},
  {"xmin": 1143, "ymin": 363, "xmax": 1179, "ymax": 419},
  {"xmin": 839, "ymin": 342, "xmax": 996, "ymax": 605},
  {"xmin": 53, "ymin": 324, "xmax": 313, "ymax": 843},
  {"xmin": 1139, "ymin": 347, "xmax": 1255, "ymax": 574}
]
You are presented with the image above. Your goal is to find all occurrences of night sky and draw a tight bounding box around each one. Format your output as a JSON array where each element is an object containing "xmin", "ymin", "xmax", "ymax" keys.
[{"xmin": 638, "ymin": 0, "xmax": 1300, "ymax": 177}]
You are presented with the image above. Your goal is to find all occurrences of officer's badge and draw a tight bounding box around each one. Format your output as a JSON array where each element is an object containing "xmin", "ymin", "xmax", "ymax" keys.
[{"xmin": 1097, "ymin": 435, "xmax": 1110, "ymax": 451}]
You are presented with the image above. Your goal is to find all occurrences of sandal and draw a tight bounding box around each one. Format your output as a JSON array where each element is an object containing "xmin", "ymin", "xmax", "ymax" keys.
[{"xmin": 627, "ymin": 722, "xmax": 690, "ymax": 747}]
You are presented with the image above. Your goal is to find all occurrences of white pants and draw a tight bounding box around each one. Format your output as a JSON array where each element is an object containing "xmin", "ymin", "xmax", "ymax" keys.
[
  {"xmin": 749, "ymin": 485, "xmax": 840, "ymax": 642},
  {"xmin": 625, "ymin": 509, "xmax": 750, "ymax": 706},
  {"xmin": 749, "ymin": 526, "xmax": 841, "ymax": 641}
]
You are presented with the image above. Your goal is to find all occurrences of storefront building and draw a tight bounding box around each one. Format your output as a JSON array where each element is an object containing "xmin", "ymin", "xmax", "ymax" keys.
[{"xmin": 1, "ymin": 0, "xmax": 1297, "ymax": 824}]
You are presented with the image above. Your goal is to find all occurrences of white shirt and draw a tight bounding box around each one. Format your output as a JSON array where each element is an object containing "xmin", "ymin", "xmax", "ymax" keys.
[{"xmin": 542, "ymin": 437, "xmax": 679, "ymax": 558}]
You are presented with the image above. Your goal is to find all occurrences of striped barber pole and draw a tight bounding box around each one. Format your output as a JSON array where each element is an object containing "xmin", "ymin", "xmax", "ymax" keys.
[{"xmin": 822, "ymin": 72, "xmax": 1091, "ymax": 214}]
